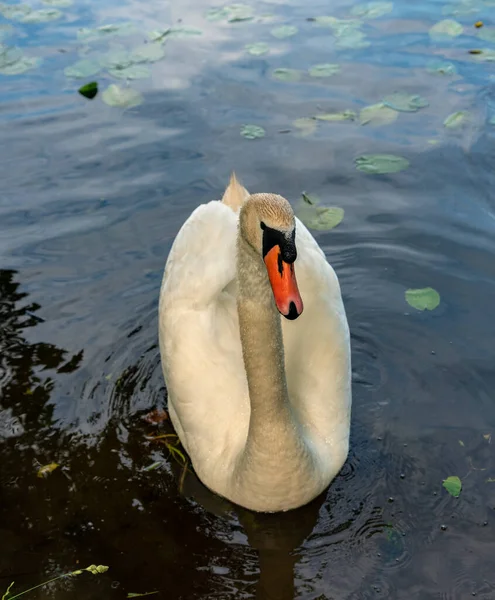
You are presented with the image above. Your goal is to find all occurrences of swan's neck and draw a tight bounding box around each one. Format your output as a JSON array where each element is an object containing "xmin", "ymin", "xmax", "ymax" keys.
[{"xmin": 237, "ymin": 234, "xmax": 291, "ymax": 432}]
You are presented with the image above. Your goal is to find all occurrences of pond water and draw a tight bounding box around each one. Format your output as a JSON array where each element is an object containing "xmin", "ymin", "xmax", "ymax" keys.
[{"xmin": 1, "ymin": 0, "xmax": 495, "ymax": 597}]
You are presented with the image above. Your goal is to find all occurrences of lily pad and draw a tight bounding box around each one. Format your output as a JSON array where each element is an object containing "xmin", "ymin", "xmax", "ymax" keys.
[
  {"xmin": 272, "ymin": 68, "xmax": 301, "ymax": 82},
  {"xmin": 429, "ymin": 19, "xmax": 463, "ymax": 39},
  {"xmin": 109, "ymin": 64, "xmax": 151, "ymax": 79},
  {"xmin": 351, "ymin": 1, "xmax": 393, "ymax": 19},
  {"xmin": 131, "ymin": 43, "xmax": 165, "ymax": 64},
  {"xmin": 102, "ymin": 84, "xmax": 143, "ymax": 108},
  {"xmin": 0, "ymin": 3, "xmax": 31, "ymax": 20},
  {"xmin": 240, "ymin": 124, "xmax": 265, "ymax": 139},
  {"xmin": 37, "ymin": 463, "xmax": 59, "ymax": 478},
  {"xmin": 477, "ymin": 27, "xmax": 495, "ymax": 43},
  {"xmin": 313, "ymin": 16, "xmax": 340, "ymax": 26},
  {"xmin": 315, "ymin": 110, "xmax": 356, "ymax": 122},
  {"xmin": 42, "ymin": 0, "xmax": 72, "ymax": 5},
  {"xmin": 227, "ymin": 4, "xmax": 254, "ymax": 22},
  {"xmin": 206, "ymin": 7, "xmax": 231, "ymax": 21},
  {"xmin": 77, "ymin": 23, "xmax": 135, "ymax": 42},
  {"xmin": 78, "ymin": 81, "xmax": 98, "ymax": 99},
  {"xmin": 471, "ymin": 48, "xmax": 495, "ymax": 61},
  {"xmin": 99, "ymin": 49, "xmax": 133, "ymax": 70},
  {"xmin": 301, "ymin": 206, "xmax": 345, "ymax": 231},
  {"xmin": 405, "ymin": 287, "xmax": 440, "ymax": 310},
  {"xmin": 359, "ymin": 102, "xmax": 398, "ymax": 125},
  {"xmin": 293, "ymin": 117, "xmax": 317, "ymax": 136},
  {"xmin": 308, "ymin": 63, "xmax": 340, "ymax": 77},
  {"xmin": 335, "ymin": 28, "xmax": 370, "ymax": 49},
  {"xmin": 0, "ymin": 24, "xmax": 13, "ymax": 40},
  {"xmin": 355, "ymin": 154, "xmax": 410, "ymax": 174},
  {"xmin": 163, "ymin": 26, "xmax": 203, "ymax": 38},
  {"xmin": 0, "ymin": 47, "xmax": 40, "ymax": 75},
  {"xmin": 21, "ymin": 8, "xmax": 63, "ymax": 22},
  {"xmin": 443, "ymin": 110, "xmax": 469, "ymax": 128},
  {"xmin": 64, "ymin": 58, "xmax": 101, "ymax": 78},
  {"xmin": 442, "ymin": 475, "xmax": 462, "ymax": 497},
  {"xmin": 270, "ymin": 25, "xmax": 298, "ymax": 38},
  {"xmin": 426, "ymin": 59, "xmax": 457, "ymax": 75},
  {"xmin": 245, "ymin": 42, "xmax": 269, "ymax": 55},
  {"xmin": 383, "ymin": 92, "xmax": 429, "ymax": 112}
]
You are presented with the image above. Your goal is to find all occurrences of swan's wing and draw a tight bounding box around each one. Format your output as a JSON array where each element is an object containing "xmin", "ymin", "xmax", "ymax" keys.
[
  {"xmin": 158, "ymin": 200, "xmax": 249, "ymax": 483},
  {"xmin": 282, "ymin": 218, "xmax": 352, "ymax": 475}
]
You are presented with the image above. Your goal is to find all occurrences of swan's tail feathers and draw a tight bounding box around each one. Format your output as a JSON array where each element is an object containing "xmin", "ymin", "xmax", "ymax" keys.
[{"xmin": 221, "ymin": 172, "xmax": 249, "ymax": 212}]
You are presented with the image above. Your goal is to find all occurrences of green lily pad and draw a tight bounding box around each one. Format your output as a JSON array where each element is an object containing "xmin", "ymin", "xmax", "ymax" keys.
[
  {"xmin": 292, "ymin": 117, "xmax": 317, "ymax": 136},
  {"xmin": 99, "ymin": 49, "xmax": 133, "ymax": 70},
  {"xmin": 77, "ymin": 23, "xmax": 135, "ymax": 42},
  {"xmin": 21, "ymin": 8, "xmax": 63, "ymax": 22},
  {"xmin": 442, "ymin": 475, "xmax": 461, "ymax": 497},
  {"xmin": 42, "ymin": 0, "xmax": 72, "ymax": 5},
  {"xmin": 0, "ymin": 54, "xmax": 40, "ymax": 75},
  {"xmin": 426, "ymin": 60, "xmax": 457, "ymax": 75},
  {"xmin": 471, "ymin": 48, "xmax": 495, "ymax": 61},
  {"xmin": 64, "ymin": 58, "xmax": 101, "ymax": 78},
  {"xmin": 405, "ymin": 287, "xmax": 440, "ymax": 310},
  {"xmin": 335, "ymin": 28, "xmax": 370, "ymax": 49},
  {"xmin": 477, "ymin": 27, "xmax": 495, "ymax": 43},
  {"xmin": 351, "ymin": 1, "xmax": 393, "ymax": 19},
  {"xmin": 315, "ymin": 110, "xmax": 356, "ymax": 122},
  {"xmin": 429, "ymin": 19, "xmax": 463, "ymax": 39},
  {"xmin": 359, "ymin": 102, "xmax": 398, "ymax": 126},
  {"xmin": 0, "ymin": 3, "xmax": 31, "ymax": 20},
  {"xmin": 227, "ymin": 4, "xmax": 254, "ymax": 22},
  {"xmin": 206, "ymin": 7, "xmax": 231, "ymax": 21},
  {"xmin": 78, "ymin": 81, "xmax": 98, "ymax": 99},
  {"xmin": 443, "ymin": 110, "xmax": 469, "ymax": 128},
  {"xmin": 245, "ymin": 42, "xmax": 269, "ymax": 55},
  {"xmin": 308, "ymin": 63, "xmax": 341, "ymax": 77},
  {"xmin": 382, "ymin": 92, "xmax": 429, "ymax": 112},
  {"xmin": 301, "ymin": 192, "xmax": 320, "ymax": 205},
  {"xmin": 240, "ymin": 124, "xmax": 265, "ymax": 139},
  {"xmin": 164, "ymin": 26, "xmax": 203, "ymax": 38},
  {"xmin": 272, "ymin": 68, "xmax": 301, "ymax": 82},
  {"xmin": 270, "ymin": 25, "xmax": 298, "ymax": 38},
  {"xmin": 312, "ymin": 16, "xmax": 339, "ymax": 26},
  {"xmin": 108, "ymin": 64, "xmax": 151, "ymax": 79},
  {"xmin": 131, "ymin": 43, "xmax": 165, "ymax": 63},
  {"xmin": 355, "ymin": 154, "xmax": 410, "ymax": 174},
  {"xmin": 102, "ymin": 84, "xmax": 143, "ymax": 108},
  {"xmin": 301, "ymin": 206, "xmax": 345, "ymax": 231}
]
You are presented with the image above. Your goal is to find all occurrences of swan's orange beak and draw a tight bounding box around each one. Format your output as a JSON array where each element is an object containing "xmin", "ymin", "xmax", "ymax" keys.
[{"xmin": 264, "ymin": 246, "xmax": 303, "ymax": 320}]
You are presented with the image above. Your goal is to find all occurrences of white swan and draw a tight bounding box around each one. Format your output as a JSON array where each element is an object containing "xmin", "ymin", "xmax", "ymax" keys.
[{"xmin": 158, "ymin": 174, "xmax": 351, "ymax": 512}]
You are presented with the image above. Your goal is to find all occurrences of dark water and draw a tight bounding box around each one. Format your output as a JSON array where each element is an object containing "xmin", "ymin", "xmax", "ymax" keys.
[{"xmin": 1, "ymin": 0, "xmax": 495, "ymax": 597}]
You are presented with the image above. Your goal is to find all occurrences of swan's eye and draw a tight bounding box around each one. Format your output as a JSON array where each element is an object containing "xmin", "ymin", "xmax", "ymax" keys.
[{"xmin": 260, "ymin": 221, "xmax": 266, "ymax": 230}]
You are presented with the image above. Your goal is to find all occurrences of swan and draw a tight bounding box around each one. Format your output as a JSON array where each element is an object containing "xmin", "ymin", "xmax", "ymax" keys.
[{"xmin": 158, "ymin": 174, "xmax": 351, "ymax": 512}]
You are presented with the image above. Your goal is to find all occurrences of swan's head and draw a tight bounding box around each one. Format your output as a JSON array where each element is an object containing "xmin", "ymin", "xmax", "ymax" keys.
[{"xmin": 240, "ymin": 193, "xmax": 303, "ymax": 320}]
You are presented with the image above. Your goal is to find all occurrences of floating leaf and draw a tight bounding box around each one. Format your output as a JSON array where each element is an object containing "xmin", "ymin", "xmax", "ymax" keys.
[
  {"xmin": 21, "ymin": 8, "xmax": 63, "ymax": 22},
  {"xmin": 301, "ymin": 206, "xmax": 345, "ymax": 231},
  {"xmin": 108, "ymin": 65, "xmax": 151, "ymax": 79},
  {"xmin": 245, "ymin": 42, "xmax": 269, "ymax": 55},
  {"xmin": 487, "ymin": 477, "xmax": 495, "ymax": 483},
  {"xmin": 471, "ymin": 48, "xmax": 495, "ymax": 61},
  {"xmin": 315, "ymin": 109, "xmax": 356, "ymax": 121},
  {"xmin": 77, "ymin": 23, "xmax": 135, "ymax": 42},
  {"xmin": 477, "ymin": 27, "xmax": 495, "ymax": 42},
  {"xmin": 293, "ymin": 117, "xmax": 317, "ymax": 136},
  {"xmin": 355, "ymin": 154, "xmax": 409, "ymax": 174},
  {"xmin": 142, "ymin": 461, "xmax": 163, "ymax": 472},
  {"xmin": 127, "ymin": 593, "xmax": 159, "ymax": 598},
  {"xmin": 308, "ymin": 63, "xmax": 340, "ymax": 77},
  {"xmin": 147, "ymin": 28, "xmax": 172, "ymax": 42},
  {"xmin": 335, "ymin": 28, "xmax": 370, "ymax": 49},
  {"xmin": 240, "ymin": 124, "xmax": 265, "ymax": 139},
  {"xmin": 429, "ymin": 19, "xmax": 463, "ymax": 38},
  {"xmin": 443, "ymin": 110, "xmax": 469, "ymax": 128},
  {"xmin": 442, "ymin": 475, "xmax": 461, "ymax": 497},
  {"xmin": 64, "ymin": 58, "xmax": 101, "ymax": 78},
  {"xmin": 382, "ymin": 92, "xmax": 428, "ymax": 112},
  {"xmin": 102, "ymin": 84, "xmax": 143, "ymax": 108},
  {"xmin": 42, "ymin": 0, "xmax": 72, "ymax": 5},
  {"xmin": 359, "ymin": 102, "xmax": 398, "ymax": 125},
  {"xmin": 0, "ymin": 3, "xmax": 31, "ymax": 19},
  {"xmin": 405, "ymin": 287, "xmax": 440, "ymax": 310},
  {"xmin": 458, "ymin": 440, "xmax": 465, "ymax": 446},
  {"xmin": 270, "ymin": 25, "xmax": 298, "ymax": 38},
  {"xmin": 227, "ymin": 4, "xmax": 254, "ymax": 22},
  {"xmin": 302, "ymin": 192, "xmax": 319, "ymax": 205},
  {"xmin": 164, "ymin": 26, "xmax": 203, "ymax": 38},
  {"xmin": 37, "ymin": 463, "xmax": 59, "ymax": 478},
  {"xmin": 0, "ymin": 51, "xmax": 40, "ymax": 75},
  {"xmin": 313, "ymin": 16, "xmax": 340, "ymax": 26},
  {"xmin": 206, "ymin": 7, "xmax": 231, "ymax": 21},
  {"xmin": 272, "ymin": 67, "xmax": 301, "ymax": 82},
  {"xmin": 351, "ymin": 1, "xmax": 393, "ymax": 19},
  {"xmin": 426, "ymin": 59, "xmax": 457, "ymax": 75},
  {"xmin": 99, "ymin": 49, "xmax": 133, "ymax": 70},
  {"xmin": 131, "ymin": 43, "xmax": 165, "ymax": 63},
  {"xmin": 483, "ymin": 433, "xmax": 492, "ymax": 443},
  {"xmin": 78, "ymin": 81, "xmax": 98, "ymax": 99}
]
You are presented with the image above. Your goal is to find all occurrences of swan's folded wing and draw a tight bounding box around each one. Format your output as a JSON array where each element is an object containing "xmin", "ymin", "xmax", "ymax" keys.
[{"xmin": 160, "ymin": 200, "xmax": 238, "ymax": 310}]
